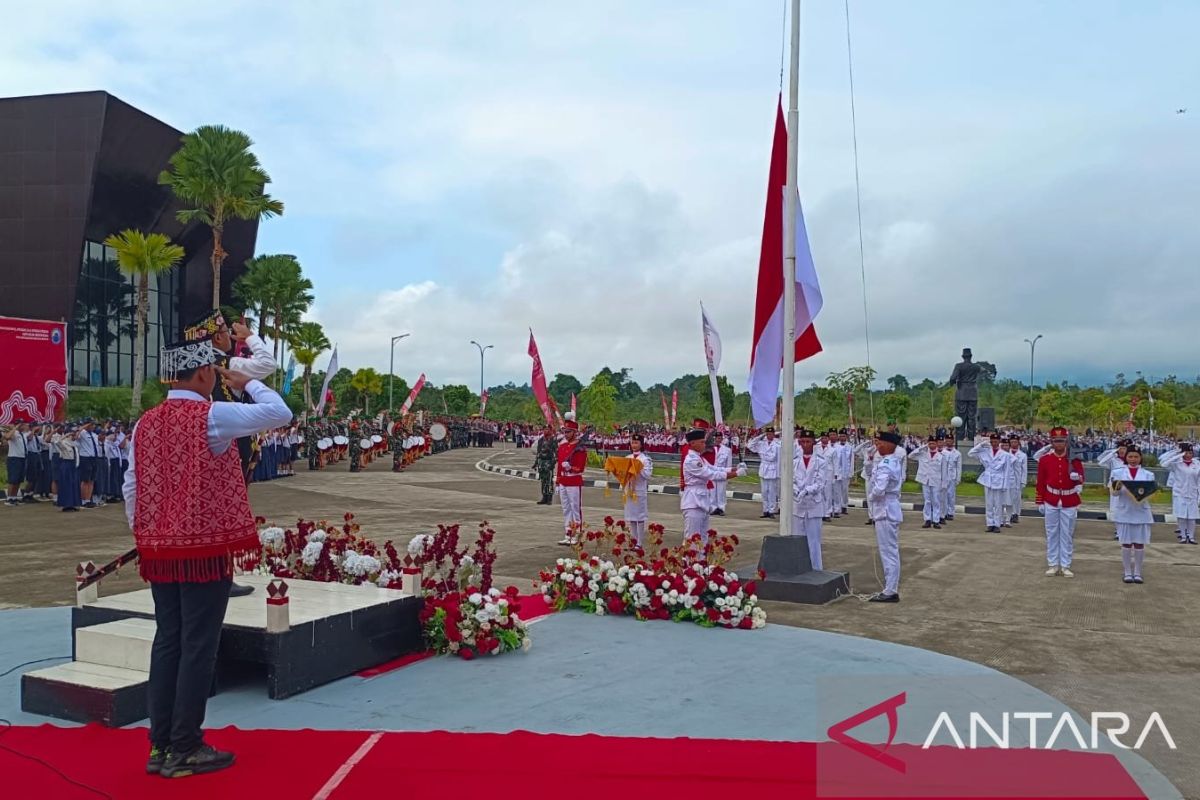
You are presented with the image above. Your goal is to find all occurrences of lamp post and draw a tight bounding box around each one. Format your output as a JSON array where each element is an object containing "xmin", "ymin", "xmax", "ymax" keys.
[
  {"xmin": 1023, "ymin": 334, "xmax": 1042, "ymax": 426},
  {"xmin": 389, "ymin": 333, "xmax": 410, "ymax": 411},
  {"xmin": 470, "ymin": 340, "xmax": 493, "ymax": 408}
]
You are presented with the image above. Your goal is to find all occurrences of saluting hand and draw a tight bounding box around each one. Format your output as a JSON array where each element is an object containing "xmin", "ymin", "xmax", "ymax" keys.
[
  {"xmin": 231, "ymin": 321, "xmax": 252, "ymax": 341},
  {"xmin": 217, "ymin": 366, "xmax": 254, "ymax": 392}
]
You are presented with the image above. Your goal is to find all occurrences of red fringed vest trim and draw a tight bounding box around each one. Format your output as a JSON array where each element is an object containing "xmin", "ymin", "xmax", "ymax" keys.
[{"xmin": 133, "ymin": 398, "xmax": 258, "ymax": 583}]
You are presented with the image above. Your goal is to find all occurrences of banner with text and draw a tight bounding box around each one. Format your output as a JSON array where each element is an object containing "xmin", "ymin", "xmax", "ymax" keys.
[{"xmin": 0, "ymin": 316, "xmax": 68, "ymax": 423}]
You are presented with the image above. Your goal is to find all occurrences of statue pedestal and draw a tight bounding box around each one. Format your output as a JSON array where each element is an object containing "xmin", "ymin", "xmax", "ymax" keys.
[{"xmin": 754, "ymin": 535, "xmax": 849, "ymax": 605}]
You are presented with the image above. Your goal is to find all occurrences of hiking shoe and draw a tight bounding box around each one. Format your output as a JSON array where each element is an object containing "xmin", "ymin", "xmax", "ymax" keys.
[
  {"xmin": 160, "ymin": 743, "xmax": 235, "ymax": 778},
  {"xmin": 146, "ymin": 746, "xmax": 169, "ymax": 775}
]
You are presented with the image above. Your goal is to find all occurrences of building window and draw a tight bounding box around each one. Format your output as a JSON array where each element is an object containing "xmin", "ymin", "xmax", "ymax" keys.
[{"xmin": 69, "ymin": 239, "xmax": 184, "ymax": 387}]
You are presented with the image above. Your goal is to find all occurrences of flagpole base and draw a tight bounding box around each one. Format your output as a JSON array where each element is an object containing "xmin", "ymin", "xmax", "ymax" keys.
[{"xmin": 755, "ymin": 535, "xmax": 850, "ymax": 605}]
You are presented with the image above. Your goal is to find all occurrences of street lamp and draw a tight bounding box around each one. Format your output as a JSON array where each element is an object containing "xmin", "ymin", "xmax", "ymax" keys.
[
  {"xmin": 389, "ymin": 333, "xmax": 410, "ymax": 411},
  {"xmin": 1023, "ymin": 334, "xmax": 1043, "ymax": 426},
  {"xmin": 470, "ymin": 340, "xmax": 493, "ymax": 407}
]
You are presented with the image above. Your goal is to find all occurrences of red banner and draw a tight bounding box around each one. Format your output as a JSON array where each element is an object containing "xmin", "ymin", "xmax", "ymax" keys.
[
  {"xmin": 528, "ymin": 330, "xmax": 554, "ymax": 426},
  {"xmin": 660, "ymin": 390, "xmax": 670, "ymax": 427},
  {"xmin": 0, "ymin": 316, "xmax": 68, "ymax": 423},
  {"xmin": 670, "ymin": 389, "xmax": 678, "ymax": 428},
  {"xmin": 400, "ymin": 373, "xmax": 426, "ymax": 414}
]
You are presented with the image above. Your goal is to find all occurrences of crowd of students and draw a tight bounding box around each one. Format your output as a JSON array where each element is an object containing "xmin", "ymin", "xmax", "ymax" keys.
[{"xmin": 3, "ymin": 419, "xmax": 130, "ymax": 512}]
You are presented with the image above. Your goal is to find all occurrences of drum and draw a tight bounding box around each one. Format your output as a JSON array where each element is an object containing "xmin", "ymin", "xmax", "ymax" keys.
[
  {"xmin": 359, "ymin": 438, "xmax": 372, "ymax": 450},
  {"xmin": 318, "ymin": 438, "xmax": 332, "ymax": 451},
  {"xmin": 371, "ymin": 434, "xmax": 383, "ymax": 444},
  {"xmin": 429, "ymin": 422, "xmax": 448, "ymax": 442},
  {"xmin": 334, "ymin": 435, "xmax": 348, "ymax": 446}
]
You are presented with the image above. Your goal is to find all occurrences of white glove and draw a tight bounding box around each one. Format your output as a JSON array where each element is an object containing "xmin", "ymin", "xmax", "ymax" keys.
[
  {"xmin": 560, "ymin": 461, "xmax": 571, "ymax": 470},
  {"xmin": 736, "ymin": 463, "xmax": 748, "ymax": 477},
  {"xmin": 1037, "ymin": 504, "xmax": 1046, "ymax": 515},
  {"xmin": 1069, "ymin": 472, "xmax": 1082, "ymax": 481}
]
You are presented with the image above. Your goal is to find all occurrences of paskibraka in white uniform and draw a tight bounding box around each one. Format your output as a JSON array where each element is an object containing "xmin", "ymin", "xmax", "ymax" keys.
[{"xmin": 791, "ymin": 451, "xmax": 830, "ymax": 570}]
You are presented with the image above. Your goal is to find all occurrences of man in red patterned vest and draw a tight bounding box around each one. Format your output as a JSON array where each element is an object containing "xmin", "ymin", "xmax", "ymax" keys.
[
  {"xmin": 122, "ymin": 339, "xmax": 292, "ymax": 778},
  {"xmin": 1035, "ymin": 426, "xmax": 1085, "ymax": 578}
]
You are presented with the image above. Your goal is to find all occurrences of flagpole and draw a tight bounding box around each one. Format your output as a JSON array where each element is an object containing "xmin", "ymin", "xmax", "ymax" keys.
[{"xmin": 779, "ymin": 0, "xmax": 800, "ymax": 537}]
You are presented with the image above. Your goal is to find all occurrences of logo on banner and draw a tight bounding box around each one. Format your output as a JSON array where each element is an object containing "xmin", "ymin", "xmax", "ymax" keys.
[{"xmin": 50, "ymin": 328, "xmax": 63, "ymax": 345}]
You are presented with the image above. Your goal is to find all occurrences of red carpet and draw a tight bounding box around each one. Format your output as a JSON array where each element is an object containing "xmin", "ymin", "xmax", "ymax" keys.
[
  {"xmin": 1, "ymin": 724, "xmax": 1147, "ymax": 799},
  {"xmin": 355, "ymin": 592, "xmax": 555, "ymax": 678}
]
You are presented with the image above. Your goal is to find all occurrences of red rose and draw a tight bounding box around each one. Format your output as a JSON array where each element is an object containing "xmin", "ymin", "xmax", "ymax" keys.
[
  {"xmin": 459, "ymin": 647, "xmax": 475, "ymax": 660},
  {"xmin": 744, "ymin": 581, "xmax": 756, "ymax": 595},
  {"xmin": 706, "ymin": 608, "xmax": 720, "ymax": 622},
  {"xmin": 505, "ymin": 585, "xmax": 520, "ymax": 597},
  {"xmin": 604, "ymin": 515, "xmax": 615, "ymax": 526},
  {"xmin": 738, "ymin": 618, "xmax": 753, "ymax": 629}
]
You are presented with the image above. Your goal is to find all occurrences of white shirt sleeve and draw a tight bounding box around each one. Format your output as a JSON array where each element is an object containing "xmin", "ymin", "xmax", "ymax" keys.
[{"xmin": 228, "ymin": 334, "xmax": 277, "ymax": 381}]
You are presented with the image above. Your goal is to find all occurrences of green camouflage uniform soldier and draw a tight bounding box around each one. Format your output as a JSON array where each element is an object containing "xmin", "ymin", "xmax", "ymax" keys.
[
  {"xmin": 304, "ymin": 423, "xmax": 318, "ymax": 470},
  {"xmin": 534, "ymin": 427, "xmax": 557, "ymax": 504},
  {"xmin": 390, "ymin": 427, "xmax": 404, "ymax": 472},
  {"xmin": 348, "ymin": 425, "xmax": 362, "ymax": 473}
]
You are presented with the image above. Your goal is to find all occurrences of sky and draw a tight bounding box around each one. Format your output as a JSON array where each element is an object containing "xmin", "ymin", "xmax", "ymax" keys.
[{"xmin": 8, "ymin": 1, "xmax": 1200, "ymax": 392}]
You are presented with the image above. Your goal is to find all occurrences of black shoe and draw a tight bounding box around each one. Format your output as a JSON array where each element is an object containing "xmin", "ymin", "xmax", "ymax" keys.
[
  {"xmin": 1189, "ymin": 540, "xmax": 1198, "ymax": 545},
  {"xmin": 1123, "ymin": 575, "xmax": 1134, "ymax": 584},
  {"xmin": 1133, "ymin": 575, "xmax": 1144, "ymax": 584},
  {"xmin": 933, "ymin": 523, "xmax": 942, "ymax": 529},
  {"xmin": 922, "ymin": 521, "xmax": 932, "ymax": 529},
  {"xmin": 146, "ymin": 745, "xmax": 169, "ymax": 775},
  {"xmin": 868, "ymin": 592, "xmax": 899, "ymax": 603},
  {"xmin": 82, "ymin": 501, "xmax": 97, "ymax": 509},
  {"xmin": 229, "ymin": 582, "xmax": 255, "ymax": 598},
  {"xmin": 761, "ymin": 513, "xmax": 772, "ymax": 519},
  {"xmin": 713, "ymin": 509, "xmax": 725, "ymax": 516},
  {"xmin": 62, "ymin": 507, "xmax": 79, "ymax": 512},
  {"xmin": 21, "ymin": 495, "xmax": 38, "ymax": 503},
  {"xmin": 864, "ymin": 519, "xmax": 875, "ymax": 525},
  {"xmin": 822, "ymin": 516, "xmax": 832, "ymax": 522},
  {"xmin": 945, "ymin": 515, "xmax": 955, "ymax": 521},
  {"xmin": 160, "ymin": 743, "xmax": 235, "ymax": 778}
]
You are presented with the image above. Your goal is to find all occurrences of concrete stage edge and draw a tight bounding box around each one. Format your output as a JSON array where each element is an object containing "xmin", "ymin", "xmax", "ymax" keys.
[{"xmin": 0, "ymin": 606, "xmax": 1178, "ymax": 799}]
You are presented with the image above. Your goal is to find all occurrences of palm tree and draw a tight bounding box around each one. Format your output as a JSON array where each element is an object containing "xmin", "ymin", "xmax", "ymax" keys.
[
  {"xmin": 232, "ymin": 254, "xmax": 313, "ymax": 377},
  {"xmin": 102, "ymin": 230, "xmax": 185, "ymax": 414},
  {"xmin": 159, "ymin": 125, "xmax": 284, "ymax": 308},
  {"xmin": 350, "ymin": 368, "xmax": 384, "ymax": 416},
  {"xmin": 289, "ymin": 321, "xmax": 330, "ymax": 411}
]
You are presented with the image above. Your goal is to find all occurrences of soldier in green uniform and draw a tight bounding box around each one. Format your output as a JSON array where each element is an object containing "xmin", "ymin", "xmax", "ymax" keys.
[
  {"xmin": 533, "ymin": 425, "xmax": 557, "ymax": 504},
  {"xmin": 348, "ymin": 423, "xmax": 362, "ymax": 472},
  {"xmin": 390, "ymin": 425, "xmax": 404, "ymax": 472},
  {"xmin": 304, "ymin": 421, "xmax": 318, "ymax": 470}
]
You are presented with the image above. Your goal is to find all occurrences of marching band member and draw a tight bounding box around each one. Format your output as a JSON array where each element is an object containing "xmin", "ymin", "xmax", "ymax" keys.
[
  {"xmin": 969, "ymin": 431, "xmax": 1014, "ymax": 533},
  {"xmin": 1160, "ymin": 443, "xmax": 1200, "ymax": 545},
  {"xmin": 556, "ymin": 420, "xmax": 588, "ymax": 545},
  {"xmin": 1004, "ymin": 435, "xmax": 1027, "ymax": 526},
  {"xmin": 909, "ymin": 435, "xmax": 944, "ymax": 529},
  {"xmin": 710, "ymin": 429, "xmax": 732, "ymax": 516},
  {"xmin": 868, "ymin": 430, "xmax": 905, "ymax": 602},
  {"xmin": 1110, "ymin": 445, "xmax": 1154, "ymax": 584},
  {"xmin": 791, "ymin": 428, "xmax": 829, "ymax": 570},
  {"xmin": 941, "ymin": 436, "xmax": 961, "ymax": 521},
  {"xmin": 681, "ymin": 425, "xmax": 740, "ymax": 545},
  {"xmin": 624, "ymin": 434, "xmax": 653, "ymax": 546},
  {"xmin": 1035, "ymin": 427, "xmax": 1084, "ymax": 577},
  {"xmin": 747, "ymin": 427, "xmax": 781, "ymax": 518}
]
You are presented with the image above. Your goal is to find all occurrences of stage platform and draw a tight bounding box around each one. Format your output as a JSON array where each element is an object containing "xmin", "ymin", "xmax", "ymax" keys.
[{"xmin": 21, "ymin": 575, "xmax": 422, "ymax": 725}]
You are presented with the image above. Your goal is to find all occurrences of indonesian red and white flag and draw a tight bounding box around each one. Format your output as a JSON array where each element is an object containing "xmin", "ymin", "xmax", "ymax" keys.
[
  {"xmin": 660, "ymin": 390, "xmax": 670, "ymax": 427},
  {"xmin": 400, "ymin": 373, "xmax": 426, "ymax": 414},
  {"xmin": 570, "ymin": 392, "xmax": 577, "ymax": 415},
  {"xmin": 748, "ymin": 100, "xmax": 823, "ymax": 426},
  {"xmin": 315, "ymin": 346, "xmax": 338, "ymax": 415},
  {"xmin": 528, "ymin": 330, "xmax": 554, "ymax": 426}
]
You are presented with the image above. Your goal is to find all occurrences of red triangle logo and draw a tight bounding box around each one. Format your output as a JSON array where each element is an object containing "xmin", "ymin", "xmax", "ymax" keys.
[{"xmin": 826, "ymin": 691, "xmax": 907, "ymax": 773}]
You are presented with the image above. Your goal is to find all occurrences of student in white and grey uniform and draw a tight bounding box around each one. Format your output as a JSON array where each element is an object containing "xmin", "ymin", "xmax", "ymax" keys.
[
  {"xmin": 4, "ymin": 423, "xmax": 29, "ymax": 505},
  {"xmin": 75, "ymin": 419, "xmax": 103, "ymax": 508}
]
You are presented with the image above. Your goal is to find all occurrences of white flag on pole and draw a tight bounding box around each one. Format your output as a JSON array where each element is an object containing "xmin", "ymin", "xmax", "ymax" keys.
[
  {"xmin": 315, "ymin": 346, "xmax": 338, "ymax": 415},
  {"xmin": 701, "ymin": 302, "xmax": 725, "ymax": 425}
]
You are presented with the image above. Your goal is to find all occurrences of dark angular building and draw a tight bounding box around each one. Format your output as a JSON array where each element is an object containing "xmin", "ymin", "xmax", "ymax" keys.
[{"xmin": 0, "ymin": 91, "xmax": 258, "ymax": 386}]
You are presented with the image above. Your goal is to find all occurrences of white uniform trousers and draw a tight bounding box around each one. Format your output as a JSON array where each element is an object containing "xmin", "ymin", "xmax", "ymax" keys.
[
  {"xmin": 683, "ymin": 509, "xmax": 711, "ymax": 544},
  {"xmin": 1004, "ymin": 486, "xmax": 1021, "ymax": 518},
  {"xmin": 1044, "ymin": 505, "xmax": 1077, "ymax": 568},
  {"xmin": 711, "ymin": 480, "xmax": 727, "ymax": 512},
  {"xmin": 627, "ymin": 520, "xmax": 647, "ymax": 546},
  {"xmin": 921, "ymin": 484, "xmax": 942, "ymax": 522},
  {"xmin": 984, "ymin": 487, "xmax": 1005, "ymax": 528},
  {"xmin": 874, "ymin": 518, "xmax": 901, "ymax": 594},
  {"xmin": 790, "ymin": 515, "xmax": 823, "ymax": 570},
  {"xmin": 943, "ymin": 484, "xmax": 957, "ymax": 516},
  {"xmin": 1180, "ymin": 518, "xmax": 1197, "ymax": 543},
  {"xmin": 760, "ymin": 478, "xmax": 779, "ymax": 514},
  {"xmin": 557, "ymin": 485, "xmax": 582, "ymax": 533}
]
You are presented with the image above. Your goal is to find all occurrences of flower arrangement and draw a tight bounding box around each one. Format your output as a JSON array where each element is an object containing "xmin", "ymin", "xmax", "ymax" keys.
[
  {"xmin": 246, "ymin": 513, "xmax": 406, "ymax": 588},
  {"xmin": 538, "ymin": 518, "xmax": 766, "ymax": 630},
  {"xmin": 419, "ymin": 585, "xmax": 531, "ymax": 659}
]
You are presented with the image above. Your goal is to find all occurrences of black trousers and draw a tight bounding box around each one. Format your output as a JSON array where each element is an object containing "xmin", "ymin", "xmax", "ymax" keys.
[{"xmin": 148, "ymin": 577, "xmax": 231, "ymax": 753}]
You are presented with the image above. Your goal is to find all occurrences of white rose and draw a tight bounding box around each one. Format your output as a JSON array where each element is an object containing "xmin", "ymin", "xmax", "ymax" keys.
[{"xmin": 469, "ymin": 592, "xmax": 483, "ymax": 605}]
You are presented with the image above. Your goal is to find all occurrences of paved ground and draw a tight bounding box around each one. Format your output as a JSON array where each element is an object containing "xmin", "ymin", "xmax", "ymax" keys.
[{"xmin": 1, "ymin": 443, "xmax": 1197, "ymax": 796}]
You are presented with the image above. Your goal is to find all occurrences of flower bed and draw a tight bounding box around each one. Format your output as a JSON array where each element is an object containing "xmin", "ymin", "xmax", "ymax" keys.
[
  {"xmin": 538, "ymin": 518, "xmax": 766, "ymax": 630},
  {"xmin": 247, "ymin": 513, "xmax": 404, "ymax": 587}
]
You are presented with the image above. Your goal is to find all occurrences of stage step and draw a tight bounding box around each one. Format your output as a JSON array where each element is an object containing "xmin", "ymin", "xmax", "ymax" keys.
[
  {"xmin": 75, "ymin": 618, "xmax": 156, "ymax": 672},
  {"xmin": 21, "ymin": 662, "xmax": 148, "ymax": 726}
]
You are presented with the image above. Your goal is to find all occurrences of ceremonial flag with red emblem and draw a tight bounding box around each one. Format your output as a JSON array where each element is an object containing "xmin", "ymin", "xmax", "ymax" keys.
[
  {"xmin": 400, "ymin": 373, "xmax": 426, "ymax": 414},
  {"xmin": 748, "ymin": 100, "xmax": 823, "ymax": 426}
]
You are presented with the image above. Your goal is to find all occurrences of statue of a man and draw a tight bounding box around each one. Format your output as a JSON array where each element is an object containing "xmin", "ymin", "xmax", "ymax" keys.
[{"xmin": 947, "ymin": 348, "xmax": 982, "ymax": 440}]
